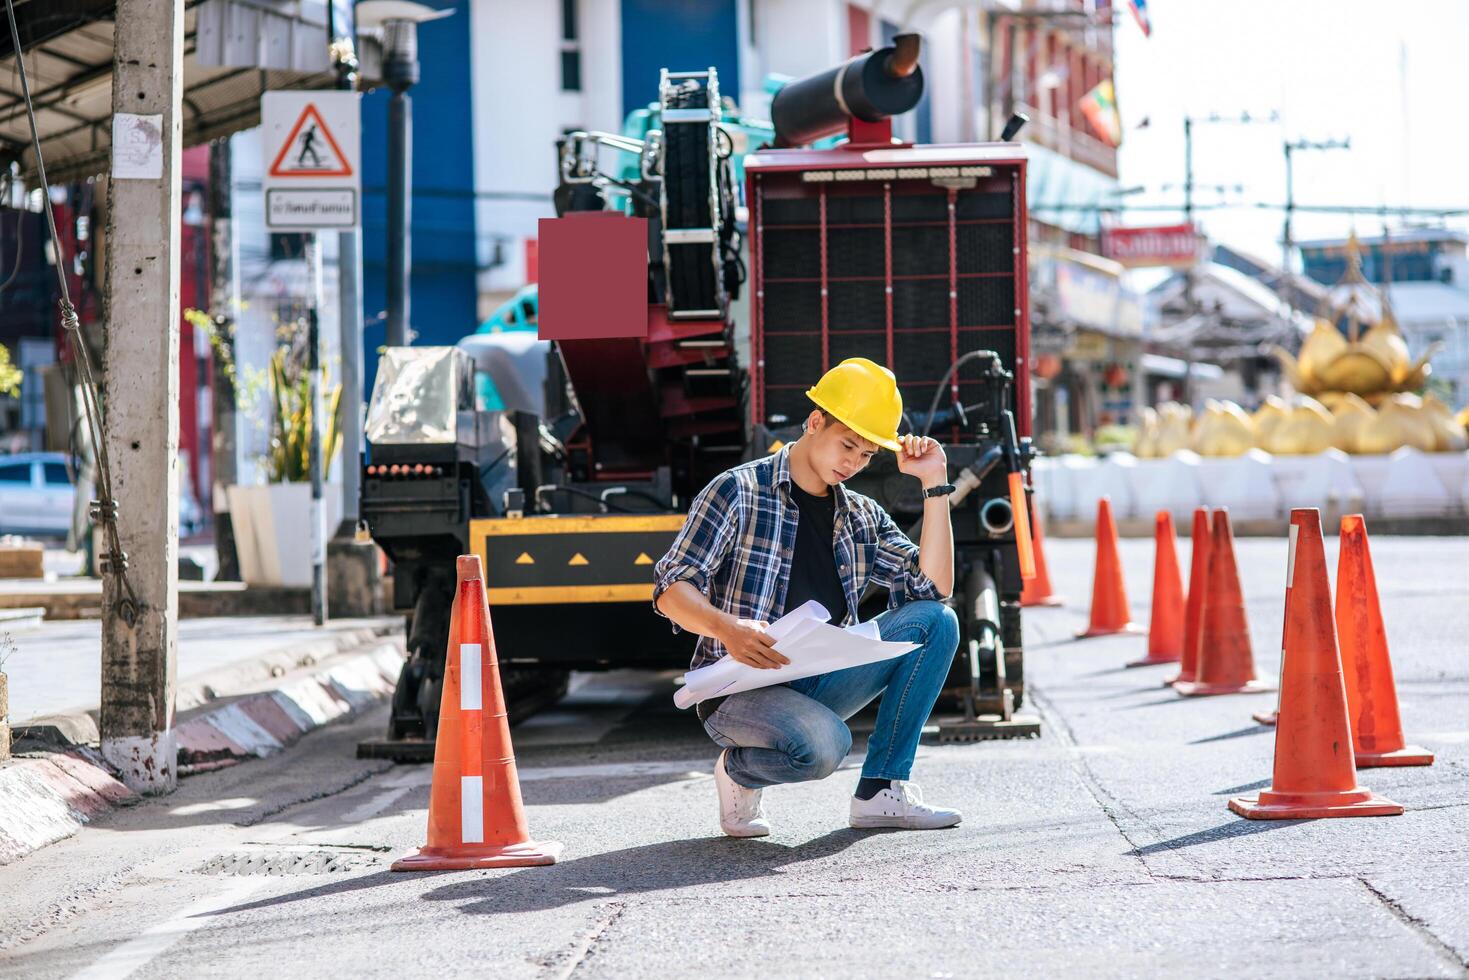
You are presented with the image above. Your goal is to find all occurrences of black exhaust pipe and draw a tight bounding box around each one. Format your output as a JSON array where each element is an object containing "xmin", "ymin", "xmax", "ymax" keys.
[{"xmin": 771, "ymin": 34, "xmax": 926, "ymax": 147}]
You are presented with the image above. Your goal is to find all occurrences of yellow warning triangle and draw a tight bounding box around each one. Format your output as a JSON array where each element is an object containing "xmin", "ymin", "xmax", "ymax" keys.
[
  {"xmin": 515, "ymin": 552, "xmax": 535, "ymax": 565},
  {"xmin": 568, "ymin": 553, "xmax": 589, "ymax": 566},
  {"xmin": 634, "ymin": 552, "xmax": 654, "ymax": 566}
]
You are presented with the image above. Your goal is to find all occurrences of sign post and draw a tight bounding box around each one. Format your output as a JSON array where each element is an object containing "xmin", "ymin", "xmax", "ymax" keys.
[{"xmin": 262, "ymin": 90, "xmax": 361, "ymax": 625}]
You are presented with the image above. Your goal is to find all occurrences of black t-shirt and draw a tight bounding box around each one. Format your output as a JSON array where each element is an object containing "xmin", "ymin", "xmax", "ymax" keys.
[
  {"xmin": 697, "ymin": 482, "xmax": 846, "ymax": 724},
  {"xmin": 782, "ymin": 482, "xmax": 847, "ymax": 623}
]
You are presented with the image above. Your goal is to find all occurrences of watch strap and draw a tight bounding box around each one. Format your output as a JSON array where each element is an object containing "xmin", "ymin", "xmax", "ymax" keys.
[{"xmin": 923, "ymin": 483, "xmax": 957, "ymax": 499}]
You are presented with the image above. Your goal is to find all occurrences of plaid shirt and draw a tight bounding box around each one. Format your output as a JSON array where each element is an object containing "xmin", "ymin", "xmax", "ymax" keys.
[{"xmin": 653, "ymin": 445, "xmax": 943, "ymax": 670}]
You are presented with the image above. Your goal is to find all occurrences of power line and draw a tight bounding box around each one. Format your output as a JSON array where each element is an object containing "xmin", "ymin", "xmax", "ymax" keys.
[{"xmin": 1033, "ymin": 200, "xmax": 1469, "ymax": 217}]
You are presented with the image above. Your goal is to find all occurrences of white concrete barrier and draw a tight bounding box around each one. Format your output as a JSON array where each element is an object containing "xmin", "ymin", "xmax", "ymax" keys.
[
  {"xmin": 1087, "ymin": 453, "xmax": 1139, "ymax": 520},
  {"xmin": 1271, "ymin": 449, "xmax": 1365, "ymax": 514},
  {"xmin": 1198, "ymin": 449, "xmax": 1281, "ymax": 520},
  {"xmin": 1033, "ymin": 449, "xmax": 1467, "ymax": 525},
  {"xmin": 1373, "ymin": 447, "xmax": 1454, "ymax": 517},
  {"xmin": 1132, "ymin": 451, "xmax": 1203, "ymax": 523},
  {"xmin": 1036, "ymin": 455, "xmax": 1099, "ymax": 522}
]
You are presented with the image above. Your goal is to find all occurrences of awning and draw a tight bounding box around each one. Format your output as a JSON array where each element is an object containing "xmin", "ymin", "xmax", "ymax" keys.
[
  {"xmin": 1, "ymin": 0, "xmax": 341, "ymax": 184},
  {"xmin": 1141, "ymin": 353, "xmax": 1223, "ymax": 381}
]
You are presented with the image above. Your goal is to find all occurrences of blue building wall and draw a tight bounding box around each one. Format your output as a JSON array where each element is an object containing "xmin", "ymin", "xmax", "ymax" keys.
[
  {"xmin": 620, "ymin": 0, "xmax": 740, "ymax": 116},
  {"xmin": 360, "ymin": 0, "xmax": 478, "ymax": 398},
  {"xmin": 1301, "ymin": 242, "xmax": 1445, "ymax": 286}
]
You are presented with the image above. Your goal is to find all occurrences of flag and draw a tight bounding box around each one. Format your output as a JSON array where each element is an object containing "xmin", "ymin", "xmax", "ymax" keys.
[
  {"xmin": 1079, "ymin": 79, "xmax": 1123, "ymax": 148},
  {"xmin": 1127, "ymin": 0, "xmax": 1152, "ymax": 37}
]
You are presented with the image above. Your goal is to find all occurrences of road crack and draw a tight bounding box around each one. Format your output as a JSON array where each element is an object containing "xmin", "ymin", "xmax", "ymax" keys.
[
  {"xmin": 1026, "ymin": 682, "xmax": 1196, "ymax": 879},
  {"xmin": 547, "ymin": 900, "xmax": 627, "ymax": 979},
  {"xmin": 1358, "ymin": 878, "xmax": 1469, "ymax": 976}
]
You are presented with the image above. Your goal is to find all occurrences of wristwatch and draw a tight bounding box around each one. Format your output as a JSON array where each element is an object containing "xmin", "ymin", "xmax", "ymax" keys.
[{"xmin": 923, "ymin": 483, "xmax": 957, "ymax": 499}]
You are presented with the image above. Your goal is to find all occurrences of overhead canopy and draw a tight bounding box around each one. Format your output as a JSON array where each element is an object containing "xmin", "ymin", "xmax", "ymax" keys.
[{"xmin": 0, "ymin": 0, "xmax": 343, "ymax": 184}]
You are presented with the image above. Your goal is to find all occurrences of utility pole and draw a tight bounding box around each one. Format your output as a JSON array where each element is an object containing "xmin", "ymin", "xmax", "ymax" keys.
[
  {"xmin": 1177, "ymin": 111, "xmax": 1278, "ymax": 405},
  {"xmin": 1282, "ymin": 136, "xmax": 1350, "ymax": 315},
  {"xmin": 1180, "ymin": 115, "xmax": 1196, "ymax": 406},
  {"xmin": 100, "ymin": 0, "xmax": 183, "ymax": 794}
]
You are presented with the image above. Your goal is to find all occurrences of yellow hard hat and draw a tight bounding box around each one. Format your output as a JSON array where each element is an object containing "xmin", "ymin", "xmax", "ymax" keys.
[{"xmin": 806, "ymin": 357, "xmax": 904, "ymax": 451}]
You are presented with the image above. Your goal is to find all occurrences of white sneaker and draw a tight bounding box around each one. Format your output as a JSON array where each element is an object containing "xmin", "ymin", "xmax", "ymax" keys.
[
  {"xmin": 849, "ymin": 780, "xmax": 962, "ymax": 830},
  {"xmin": 714, "ymin": 749, "xmax": 770, "ymax": 838}
]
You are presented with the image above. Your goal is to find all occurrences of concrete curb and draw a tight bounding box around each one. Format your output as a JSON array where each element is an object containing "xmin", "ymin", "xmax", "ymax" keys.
[
  {"xmin": 12, "ymin": 620, "xmax": 399, "ymax": 748},
  {"xmin": 0, "ymin": 750, "xmax": 136, "ymax": 865},
  {"xmin": 0, "ymin": 637, "xmax": 405, "ymax": 866},
  {"xmin": 175, "ymin": 642, "xmax": 403, "ymax": 774}
]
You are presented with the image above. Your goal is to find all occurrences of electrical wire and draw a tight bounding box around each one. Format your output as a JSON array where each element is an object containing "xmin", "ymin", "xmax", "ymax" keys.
[
  {"xmin": 0, "ymin": 188, "xmax": 23, "ymax": 299},
  {"xmin": 921, "ymin": 351, "xmax": 992, "ymax": 439},
  {"xmin": 4, "ymin": 0, "xmax": 138, "ymax": 624}
]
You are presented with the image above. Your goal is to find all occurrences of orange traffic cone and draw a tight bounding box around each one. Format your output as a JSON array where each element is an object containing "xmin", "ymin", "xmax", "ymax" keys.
[
  {"xmin": 1229, "ymin": 509, "xmax": 1402, "ymax": 818},
  {"xmin": 1129, "ymin": 511, "xmax": 1185, "ymax": 667},
  {"xmin": 1076, "ymin": 497, "xmax": 1142, "ymax": 638},
  {"xmin": 1337, "ymin": 515, "xmax": 1434, "ymax": 768},
  {"xmin": 1021, "ymin": 505, "xmax": 1063, "ymax": 607},
  {"xmin": 1165, "ymin": 507, "xmax": 1210, "ymax": 687},
  {"xmin": 1252, "ymin": 518, "xmax": 1299, "ymax": 726},
  {"xmin": 1175, "ymin": 508, "xmax": 1274, "ymax": 697},
  {"xmin": 393, "ymin": 555, "xmax": 563, "ymax": 870}
]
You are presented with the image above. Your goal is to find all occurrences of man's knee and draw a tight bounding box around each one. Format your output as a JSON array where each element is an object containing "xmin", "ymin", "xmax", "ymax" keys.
[
  {"xmin": 910, "ymin": 600, "xmax": 960, "ymax": 656},
  {"xmin": 782, "ymin": 714, "xmax": 852, "ymax": 781}
]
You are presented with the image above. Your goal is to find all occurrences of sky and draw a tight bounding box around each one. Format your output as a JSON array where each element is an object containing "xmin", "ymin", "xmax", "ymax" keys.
[{"xmin": 1111, "ymin": 0, "xmax": 1469, "ymax": 270}]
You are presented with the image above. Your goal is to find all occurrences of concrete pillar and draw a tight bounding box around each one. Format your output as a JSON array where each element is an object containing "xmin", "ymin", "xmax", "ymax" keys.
[{"xmin": 99, "ymin": 0, "xmax": 184, "ymax": 794}]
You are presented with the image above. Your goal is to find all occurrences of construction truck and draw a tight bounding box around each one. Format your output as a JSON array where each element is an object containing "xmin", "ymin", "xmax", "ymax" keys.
[{"xmin": 358, "ymin": 35, "xmax": 1039, "ymax": 761}]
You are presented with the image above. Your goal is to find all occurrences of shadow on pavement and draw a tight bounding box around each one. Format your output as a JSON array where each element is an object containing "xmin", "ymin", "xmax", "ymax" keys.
[
  {"xmin": 1189, "ymin": 725, "xmax": 1272, "ymax": 745},
  {"xmin": 421, "ymin": 830, "xmax": 873, "ymax": 916},
  {"xmin": 1077, "ymin": 665, "xmax": 1141, "ymax": 678},
  {"xmin": 1127, "ymin": 818, "xmax": 1296, "ymax": 856},
  {"xmin": 208, "ymin": 830, "xmax": 872, "ymax": 919},
  {"xmin": 1212, "ymin": 778, "xmax": 1272, "ymax": 796},
  {"xmin": 1124, "ymin": 695, "xmax": 1202, "ymax": 708}
]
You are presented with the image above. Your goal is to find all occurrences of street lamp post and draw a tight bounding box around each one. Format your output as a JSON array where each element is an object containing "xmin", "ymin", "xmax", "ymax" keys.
[{"xmin": 356, "ymin": 2, "xmax": 452, "ymax": 349}]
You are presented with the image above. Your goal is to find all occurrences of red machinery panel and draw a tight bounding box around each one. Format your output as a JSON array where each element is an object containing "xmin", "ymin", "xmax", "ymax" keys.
[
  {"xmin": 537, "ymin": 212, "xmax": 648, "ymax": 341},
  {"xmin": 745, "ymin": 145, "xmax": 1030, "ymax": 440}
]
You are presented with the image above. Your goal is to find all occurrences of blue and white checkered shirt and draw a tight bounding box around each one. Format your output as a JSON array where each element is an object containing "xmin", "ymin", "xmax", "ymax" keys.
[{"xmin": 653, "ymin": 445, "xmax": 942, "ymax": 670}]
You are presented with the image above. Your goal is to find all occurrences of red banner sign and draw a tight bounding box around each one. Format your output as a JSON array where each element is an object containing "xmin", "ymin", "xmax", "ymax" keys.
[{"xmin": 1102, "ymin": 224, "xmax": 1201, "ymax": 268}]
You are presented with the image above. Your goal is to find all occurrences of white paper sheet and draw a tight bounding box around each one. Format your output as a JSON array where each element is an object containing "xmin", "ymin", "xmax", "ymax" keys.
[{"xmin": 672, "ymin": 601, "xmax": 917, "ymax": 710}]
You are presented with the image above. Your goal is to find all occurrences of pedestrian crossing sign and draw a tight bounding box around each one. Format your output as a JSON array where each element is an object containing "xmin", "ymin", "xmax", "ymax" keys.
[
  {"xmin": 268, "ymin": 103, "xmax": 354, "ymax": 177},
  {"xmin": 261, "ymin": 90, "xmax": 361, "ymax": 230}
]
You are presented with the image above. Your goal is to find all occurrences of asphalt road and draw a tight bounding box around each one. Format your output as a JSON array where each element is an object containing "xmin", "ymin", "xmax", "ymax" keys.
[{"xmin": 1, "ymin": 532, "xmax": 1466, "ymax": 979}]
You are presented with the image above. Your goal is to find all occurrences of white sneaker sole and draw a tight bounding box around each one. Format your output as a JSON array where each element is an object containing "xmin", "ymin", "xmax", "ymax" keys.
[
  {"xmin": 849, "ymin": 813, "xmax": 962, "ymax": 830},
  {"xmin": 720, "ymin": 821, "xmax": 771, "ymax": 838}
]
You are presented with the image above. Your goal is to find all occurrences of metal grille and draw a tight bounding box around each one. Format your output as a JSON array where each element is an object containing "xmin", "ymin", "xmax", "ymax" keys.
[
  {"xmin": 828, "ymin": 282, "xmax": 887, "ymax": 330},
  {"xmin": 754, "ymin": 171, "xmax": 1021, "ymax": 430}
]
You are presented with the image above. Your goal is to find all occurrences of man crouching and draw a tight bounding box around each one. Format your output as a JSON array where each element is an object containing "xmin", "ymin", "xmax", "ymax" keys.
[{"xmin": 653, "ymin": 357, "xmax": 962, "ymax": 837}]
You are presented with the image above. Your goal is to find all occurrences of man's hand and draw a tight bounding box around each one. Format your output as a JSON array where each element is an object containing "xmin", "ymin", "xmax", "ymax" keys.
[
  {"xmin": 896, "ymin": 433, "xmax": 949, "ymax": 489},
  {"xmin": 717, "ymin": 618, "xmax": 790, "ymax": 670}
]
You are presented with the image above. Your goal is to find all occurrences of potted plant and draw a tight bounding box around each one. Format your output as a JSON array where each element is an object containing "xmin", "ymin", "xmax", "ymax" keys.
[{"xmin": 228, "ymin": 343, "xmax": 345, "ymax": 587}]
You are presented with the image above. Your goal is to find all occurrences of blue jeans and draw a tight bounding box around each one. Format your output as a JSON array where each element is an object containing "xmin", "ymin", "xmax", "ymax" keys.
[{"xmin": 701, "ymin": 600, "xmax": 960, "ymax": 789}]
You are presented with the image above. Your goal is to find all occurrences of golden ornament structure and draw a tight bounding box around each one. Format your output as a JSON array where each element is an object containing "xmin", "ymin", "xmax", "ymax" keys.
[{"xmin": 1134, "ymin": 233, "xmax": 1467, "ymax": 457}]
